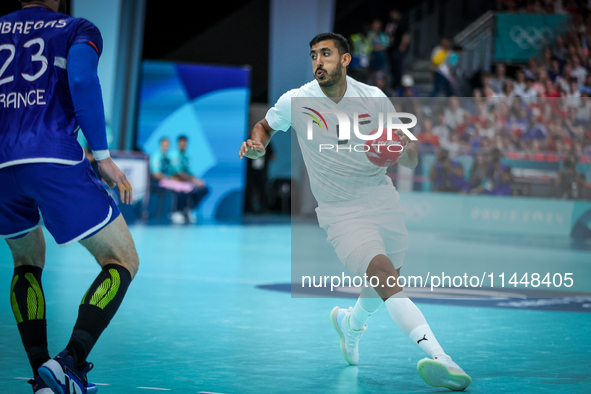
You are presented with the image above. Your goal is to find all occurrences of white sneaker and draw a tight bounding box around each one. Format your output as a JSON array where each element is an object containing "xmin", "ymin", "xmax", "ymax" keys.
[
  {"xmin": 330, "ymin": 306, "xmax": 366, "ymax": 365},
  {"xmin": 170, "ymin": 211, "xmax": 186, "ymax": 225},
  {"xmin": 417, "ymin": 356, "xmax": 472, "ymax": 391}
]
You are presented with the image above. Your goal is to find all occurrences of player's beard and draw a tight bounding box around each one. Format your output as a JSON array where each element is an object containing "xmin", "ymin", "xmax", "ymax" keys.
[{"xmin": 315, "ymin": 61, "xmax": 344, "ymax": 88}]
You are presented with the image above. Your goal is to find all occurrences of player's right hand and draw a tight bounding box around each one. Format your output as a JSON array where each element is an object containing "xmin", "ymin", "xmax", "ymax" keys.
[
  {"xmin": 97, "ymin": 157, "xmax": 133, "ymax": 205},
  {"xmin": 239, "ymin": 139, "xmax": 266, "ymax": 159}
]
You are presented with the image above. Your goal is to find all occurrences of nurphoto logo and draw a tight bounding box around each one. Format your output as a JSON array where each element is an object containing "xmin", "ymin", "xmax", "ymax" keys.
[{"xmin": 303, "ymin": 107, "xmax": 418, "ymax": 153}]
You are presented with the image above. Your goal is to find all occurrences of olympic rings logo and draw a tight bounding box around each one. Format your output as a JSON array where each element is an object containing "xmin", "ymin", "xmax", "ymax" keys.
[{"xmin": 509, "ymin": 25, "xmax": 553, "ymax": 49}]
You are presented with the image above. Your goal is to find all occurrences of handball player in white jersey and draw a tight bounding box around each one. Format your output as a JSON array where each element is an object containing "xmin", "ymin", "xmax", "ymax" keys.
[{"xmin": 239, "ymin": 33, "xmax": 471, "ymax": 391}]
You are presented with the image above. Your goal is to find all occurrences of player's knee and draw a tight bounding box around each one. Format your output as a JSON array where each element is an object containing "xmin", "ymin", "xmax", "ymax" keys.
[
  {"xmin": 125, "ymin": 248, "xmax": 140, "ymax": 279},
  {"xmin": 126, "ymin": 249, "xmax": 139, "ymax": 279},
  {"xmin": 367, "ymin": 254, "xmax": 397, "ymax": 278},
  {"xmin": 100, "ymin": 247, "xmax": 139, "ymax": 279}
]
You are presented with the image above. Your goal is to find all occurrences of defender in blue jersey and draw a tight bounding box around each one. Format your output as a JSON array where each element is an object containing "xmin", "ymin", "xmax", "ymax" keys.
[{"xmin": 0, "ymin": 1, "xmax": 139, "ymax": 393}]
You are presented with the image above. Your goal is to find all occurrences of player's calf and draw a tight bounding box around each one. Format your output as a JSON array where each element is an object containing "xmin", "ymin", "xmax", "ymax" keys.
[
  {"xmin": 66, "ymin": 263, "xmax": 133, "ymax": 369},
  {"xmin": 9, "ymin": 264, "xmax": 51, "ymax": 378}
]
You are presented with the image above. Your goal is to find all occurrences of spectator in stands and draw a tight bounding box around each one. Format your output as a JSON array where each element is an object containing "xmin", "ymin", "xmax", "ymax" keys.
[
  {"xmin": 565, "ymin": 76, "xmax": 582, "ymax": 106},
  {"xmin": 429, "ymin": 149, "xmax": 470, "ymax": 193},
  {"xmin": 547, "ymin": 56, "xmax": 562, "ymax": 81},
  {"xmin": 367, "ymin": 19, "xmax": 390, "ymax": 80},
  {"xmin": 579, "ymin": 73, "xmax": 591, "ymax": 95},
  {"xmin": 544, "ymin": 78, "xmax": 561, "ymax": 97},
  {"xmin": 169, "ymin": 135, "xmax": 210, "ymax": 224},
  {"xmin": 373, "ymin": 71, "xmax": 395, "ymax": 96},
  {"xmin": 480, "ymin": 72, "xmax": 496, "ymax": 98},
  {"xmin": 150, "ymin": 137, "xmax": 185, "ymax": 223},
  {"xmin": 498, "ymin": 79, "xmax": 517, "ymax": 105},
  {"xmin": 467, "ymin": 152, "xmax": 489, "ymax": 191},
  {"xmin": 395, "ymin": 75, "xmax": 423, "ymax": 116},
  {"xmin": 524, "ymin": 57, "xmax": 540, "ymax": 80},
  {"xmin": 480, "ymin": 117, "xmax": 497, "ymax": 140},
  {"xmin": 555, "ymin": 63, "xmax": 573, "ymax": 93},
  {"xmin": 513, "ymin": 68, "xmax": 527, "ymax": 96},
  {"xmin": 150, "ymin": 137, "xmax": 175, "ymax": 183},
  {"xmin": 430, "ymin": 37, "xmax": 454, "ymax": 97},
  {"xmin": 432, "ymin": 110, "xmax": 451, "ymax": 144},
  {"xmin": 576, "ymin": 92, "xmax": 591, "ymax": 121},
  {"xmin": 495, "ymin": 0, "xmax": 518, "ymax": 12},
  {"xmin": 564, "ymin": 106, "xmax": 586, "ymax": 141},
  {"xmin": 520, "ymin": 114, "xmax": 549, "ymax": 148},
  {"xmin": 477, "ymin": 148, "xmax": 513, "ymax": 196},
  {"xmin": 385, "ymin": 9, "xmax": 410, "ymax": 90},
  {"xmin": 554, "ymin": 155, "xmax": 585, "ymax": 199},
  {"xmin": 496, "ymin": 99, "xmax": 510, "ymax": 126},
  {"xmin": 349, "ymin": 24, "xmax": 372, "ymax": 83},
  {"xmin": 533, "ymin": 69, "xmax": 551, "ymax": 95},
  {"xmin": 467, "ymin": 123, "xmax": 483, "ymax": 153},
  {"xmin": 541, "ymin": 46, "xmax": 554, "ymax": 71},
  {"xmin": 490, "ymin": 63, "xmax": 508, "ymax": 94},
  {"xmin": 441, "ymin": 130, "xmax": 465, "ymax": 157},
  {"xmin": 417, "ymin": 118, "xmax": 440, "ymax": 149},
  {"xmin": 444, "ymin": 96, "xmax": 466, "ymax": 129},
  {"xmin": 507, "ymin": 104, "xmax": 529, "ymax": 138},
  {"xmin": 489, "ymin": 166, "xmax": 513, "ymax": 195},
  {"xmin": 553, "ymin": 34, "xmax": 568, "ymax": 61},
  {"xmin": 519, "ymin": 75, "xmax": 539, "ymax": 104},
  {"xmin": 571, "ymin": 55, "xmax": 588, "ymax": 84},
  {"xmin": 396, "ymin": 74, "xmax": 419, "ymax": 97}
]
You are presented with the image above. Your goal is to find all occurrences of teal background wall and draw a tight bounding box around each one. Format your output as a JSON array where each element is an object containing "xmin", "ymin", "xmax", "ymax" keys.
[{"xmin": 398, "ymin": 192, "xmax": 591, "ymax": 238}]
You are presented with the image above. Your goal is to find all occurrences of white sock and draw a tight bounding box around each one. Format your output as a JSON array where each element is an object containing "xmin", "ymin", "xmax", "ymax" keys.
[
  {"xmin": 385, "ymin": 291, "xmax": 447, "ymax": 359},
  {"xmin": 349, "ymin": 286, "xmax": 384, "ymax": 330}
]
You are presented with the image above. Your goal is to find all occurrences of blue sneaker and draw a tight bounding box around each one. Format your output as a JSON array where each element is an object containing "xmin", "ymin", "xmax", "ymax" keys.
[
  {"xmin": 28, "ymin": 376, "xmax": 53, "ymax": 394},
  {"xmin": 38, "ymin": 350, "xmax": 97, "ymax": 394}
]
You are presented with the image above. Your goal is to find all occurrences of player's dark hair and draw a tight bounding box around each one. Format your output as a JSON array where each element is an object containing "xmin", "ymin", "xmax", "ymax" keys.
[
  {"xmin": 178, "ymin": 135, "xmax": 188, "ymax": 142},
  {"xmin": 21, "ymin": 0, "xmax": 68, "ymax": 14},
  {"xmin": 309, "ymin": 33, "xmax": 350, "ymax": 56}
]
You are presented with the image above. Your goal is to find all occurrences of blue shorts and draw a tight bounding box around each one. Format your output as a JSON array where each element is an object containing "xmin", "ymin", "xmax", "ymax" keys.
[{"xmin": 0, "ymin": 160, "xmax": 120, "ymax": 246}]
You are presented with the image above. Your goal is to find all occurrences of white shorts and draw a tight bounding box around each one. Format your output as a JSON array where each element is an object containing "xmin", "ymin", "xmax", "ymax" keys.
[{"xmin": 315, "ymin": 182, "xmax": 409, "ymax": 276}]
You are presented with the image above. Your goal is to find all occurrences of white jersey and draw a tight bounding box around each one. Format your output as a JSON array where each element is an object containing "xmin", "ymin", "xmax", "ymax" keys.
[{"xmin": 265, "ymin": 76, "xmax": 398, "ymax": 203}]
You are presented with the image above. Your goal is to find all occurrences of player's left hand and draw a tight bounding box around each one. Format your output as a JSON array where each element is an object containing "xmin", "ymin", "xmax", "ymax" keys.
[
  {"xmin": 97, "ymin": 157, "xmax": 133, "ymax": 205},
  {"xmin": 395, "ymin": 129, "xmax": 414, "ymax": 148},
  {"xmin": 239, "ymin": 139, "xmax": 266, "ymax": 159},
  {"xmin": 394, "ymin": 129, "xmax": 418, "ymax": 169}
]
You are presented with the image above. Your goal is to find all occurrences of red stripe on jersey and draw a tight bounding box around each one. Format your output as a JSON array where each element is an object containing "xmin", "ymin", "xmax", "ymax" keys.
[{"xmin": 87, "ymin": 41, "xmax": 99, "ymax": 54}]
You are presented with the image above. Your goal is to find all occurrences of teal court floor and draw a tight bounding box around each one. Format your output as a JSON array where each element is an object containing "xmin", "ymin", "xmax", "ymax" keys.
[{"xmin": 1, "ymin": 222, "xmax": 590, "ymax": 393}]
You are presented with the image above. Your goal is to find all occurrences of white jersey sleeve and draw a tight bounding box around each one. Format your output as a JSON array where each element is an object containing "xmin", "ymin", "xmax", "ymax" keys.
[{"xmin": 265, "ymin": 89, "xmax": 298, "ymax": 132}]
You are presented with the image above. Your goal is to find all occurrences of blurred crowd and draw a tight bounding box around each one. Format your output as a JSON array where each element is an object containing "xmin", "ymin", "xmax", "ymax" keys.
[
  {"xmin": 347, "ymin": 9, "xmax": 411, "ymax": 94},
  {"xmin": 347, "ymin": 1, "xmax": 591, "ymax": 199},
  {"xmin": 402, "ymin": 95, "xmax": 589, "ymax": 198}
]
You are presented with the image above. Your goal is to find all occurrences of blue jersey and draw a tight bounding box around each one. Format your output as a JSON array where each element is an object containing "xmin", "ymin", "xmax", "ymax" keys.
[{"xmin": 0, "ymin": 7, "xmax": 103, "ymax": 169}]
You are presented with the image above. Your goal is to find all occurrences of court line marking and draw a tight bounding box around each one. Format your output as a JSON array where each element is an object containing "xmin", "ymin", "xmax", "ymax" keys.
[
  {"xmin": 137, "ymin": 388, "xmax": 171, "ymax": 391},
  {"xmin": 14, "ymin": 377, "xmax": 110, "ymax": 386},
  {"xmin": 198, "ymin": 391, "xmax": 229, "ymax": 394}
]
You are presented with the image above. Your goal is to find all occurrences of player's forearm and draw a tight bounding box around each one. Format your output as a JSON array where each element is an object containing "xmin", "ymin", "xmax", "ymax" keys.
[
  {"xmin": 67, "ymin": 43, "xmax": 109, "ymax": 159},
  {"xmin": 399, "ymin": 142, "xmax": 418, "ymax": 169},
  {"xmin": 252, "ymin": 120, "xmax": 276, "ymax": 148}
]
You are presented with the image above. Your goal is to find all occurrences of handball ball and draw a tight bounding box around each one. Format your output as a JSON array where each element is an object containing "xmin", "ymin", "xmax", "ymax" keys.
[{"xmin": 365, "ymin": 129, "xmax": 404, "ymax": 167}]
